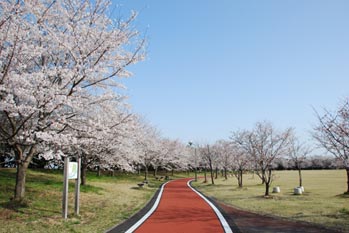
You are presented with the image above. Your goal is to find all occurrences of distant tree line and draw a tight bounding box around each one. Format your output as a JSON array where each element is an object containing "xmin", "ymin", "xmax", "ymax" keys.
[{"xmin": 274, "ymin": 156, "xmax": 344, "ymax": 170}]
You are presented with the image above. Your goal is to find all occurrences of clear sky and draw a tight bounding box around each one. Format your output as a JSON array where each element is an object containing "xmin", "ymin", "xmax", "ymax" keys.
[{"xmin": 115, "ymin": 0, "xmax": 349, "ymax": 145}]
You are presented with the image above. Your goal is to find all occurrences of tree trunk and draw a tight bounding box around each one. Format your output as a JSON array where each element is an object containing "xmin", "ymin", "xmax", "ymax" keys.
[
  {"xmin": 224, "ymin": 167, "xmax": 227, "ymax": 180},
  {"xmin": 215, "ymin": 167, "xmax": 218, "ymax": 179},
  {"xmin": 204, "ymin": 167, "xmax": 207, "ymax": 183},
  {"xmin": 265, "ymin": 181, "xmax": 270, "ymax": 196},
  {"xmin": 239, "ymin": 169, "xmax": 243, "ymax": 188},
  {"xmin": 264, "ymin": 169, "xmax": 272, "ymax": 196},
  {"xmin": 256, "ymin": 170, "xmax": 265, "ymax": 184},
  {"xmin": 97, "ymin": 166, "xmax": 101, "ymax": 176},
  {"xmin": 144, "ymin": 166, "xmax": 148, "ymax": 181},
  {"xmin": 14, "ymin": 145, "xmax": 35, "ymax": 202},
  {"xmin": 14, "ymin": 162, "xmax": 29, "ymax": 201},
  {"xmin": 298, "ymin": 168, "xmax": 303, "ymax": 187},
  {"xmin": 81, "ymin": 162, "xmax": 88, "ymax": 185},
  {"xmin": 209, "ymin": 164, "xmax": 214, "ymax": 185},
  {"xmin": 194, "ymin": 167, "xmax": 197, "ymax": 181},
  {"xmin": 260, "ymin": 170, "xmax": 266, "ymax": 184}
]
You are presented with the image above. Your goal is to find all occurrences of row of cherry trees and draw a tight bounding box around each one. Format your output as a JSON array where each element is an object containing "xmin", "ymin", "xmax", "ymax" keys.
[
  {"xmin": 188, "ymin": 105, "xmax": 349, "ymax": 197},
  {"xmin": 0, "ymin": 0, "xmax": 191, "ymax": 202},
  {"xmin": 187, "ymin": 122, "xmax": 295, "ymax": 196},
  {"xmin": 0, "ymin": 0, "xmax": 194, "ymax": 203}
]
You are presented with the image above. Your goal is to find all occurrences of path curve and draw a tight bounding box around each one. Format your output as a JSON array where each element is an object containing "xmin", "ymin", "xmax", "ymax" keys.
[{"xmin": 128, "ymin": 178, "xmax": 232, "ymax": 233}]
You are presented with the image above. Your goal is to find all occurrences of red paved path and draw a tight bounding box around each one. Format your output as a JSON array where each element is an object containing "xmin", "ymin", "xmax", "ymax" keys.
[{"xmin": 134, "ymin": 178, "xmax": 227, "ymax": 233}]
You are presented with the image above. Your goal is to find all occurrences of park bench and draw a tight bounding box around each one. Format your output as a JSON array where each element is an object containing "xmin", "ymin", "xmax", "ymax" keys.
[{"xmin": 137, "ymin": 183, "xmax": 144, "ymax": 188}]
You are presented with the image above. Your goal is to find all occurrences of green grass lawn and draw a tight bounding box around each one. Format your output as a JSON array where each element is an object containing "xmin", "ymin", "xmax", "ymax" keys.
[
  {"xmin": 0, "ymin": 168, "xmax": 168, "ymax": 233},
  {"xmin": 193, "ymin": 170, "xmax": 349, "ymax": 232}
]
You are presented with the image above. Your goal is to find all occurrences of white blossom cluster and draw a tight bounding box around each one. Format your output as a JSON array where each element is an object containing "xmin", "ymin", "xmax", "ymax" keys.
[{"xmin": 0, "ymin": 0, "xmax": 191, "ymax": 189}]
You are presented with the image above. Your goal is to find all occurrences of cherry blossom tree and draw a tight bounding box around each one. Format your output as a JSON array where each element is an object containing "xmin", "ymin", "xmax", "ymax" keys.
[
  {"xmin": 231, "ymin": 148, "xmax": 250, "ymax": 188},
  {"xmin": 188, "ymin": 141, "xmax": 201, "ymax": 181},
  {"xmin": 0, "ymin": 0, "xmax": 144, "ymax": 201},
  {"xmin": 159, "ymin": 139, "xmax": 188, "ymax": 176},
  {"xmin": 313, "ymin": 99, "xmax": 349, "ymax": 194},
  {"xmin": 68, "ymin": 96, "xmax": 137, "ymax": 184},
  {"xmin": 210, "ymin": 146, "xmax": 221, "ymax": 180},
  {"xmin": 133, "ymin": 122, "xmax": 161, "ymax": 181},
  {"xmin": 230, "ymin": 131, "xmax": 252, "ymax": 187},
  {"xmin": 231, "ymin": 130, "xmax": 262, "ymax": 182},
  {"xmin": 199, "ymin": 144, "xmax": 217, "ymax": 185},
  {"xmin": 151, "ymin": 139, "xmax": 174, "ymax": 177},
  {"xmin": 101, "ymin": 113, "xmax": 142, "ymax": 175},
  {"xmin": 212, "ymin": 140, "xmax": 233, "ymax": 180},
  {"xmin": 234, "ymin": 122, "xmax": 293, "ymax": 196},
  {"xmin": 288, "ymin": 137, "xmax": 312, "ymax": 188}
]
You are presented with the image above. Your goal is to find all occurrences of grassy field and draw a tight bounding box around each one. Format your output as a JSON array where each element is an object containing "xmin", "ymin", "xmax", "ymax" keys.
[
  {"xmin": 193, "ymin": 170, "xmax": 349, "ymax": 232},
  {"xmin": 0, "ymin": 168, "xmax": 169, "ymax": 233}
]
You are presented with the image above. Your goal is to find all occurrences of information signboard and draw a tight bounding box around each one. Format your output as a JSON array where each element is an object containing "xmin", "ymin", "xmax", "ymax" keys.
[{"xmin": 68, "ymin": 162, "xmax": 78, "ymax": 179}]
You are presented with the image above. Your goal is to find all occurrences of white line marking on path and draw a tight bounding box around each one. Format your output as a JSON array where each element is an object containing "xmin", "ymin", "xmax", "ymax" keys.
[
  {"xmin": 125, "ymin": 180, "xmax": 170, "ymax": 233},
  {"xmin": 187, "ymin": 180, "xmax": 233, "ymax": 233}
]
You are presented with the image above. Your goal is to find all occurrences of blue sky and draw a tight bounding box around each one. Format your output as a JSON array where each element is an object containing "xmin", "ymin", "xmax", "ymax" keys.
[{"xmin": 115, "ymin": 0, "xmax": 349, "ymax": 144}]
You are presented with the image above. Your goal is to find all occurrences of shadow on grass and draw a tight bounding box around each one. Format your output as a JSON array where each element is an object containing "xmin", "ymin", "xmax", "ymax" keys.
[
  {"xmin": 130, "ymin": 187, "xmax": 145, "ymax": 190},
  {"xmin": 30, "ymin": 206, "xmax": 61, "ymax": 215},
  {"xmin": 254, "ymin": 195, "xmax": 281, "ymax": 200},
  {"xmin": 231, "ymin": 187, "xmax": 248, "ymax": 192},
  {"xmin": 336, "ymin": 192, "xmax": 349, "ymax": 198},
  {"xmin": 1, "ymin": 199, "xmax": 28, "ymax": 212},
  {"xmin": 80, "ymin": 184, "xmax": 104, "ymax": 194},
  {"xmin": 1, "ymin": 199, "xmax": 61, "ymax": 220}
]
